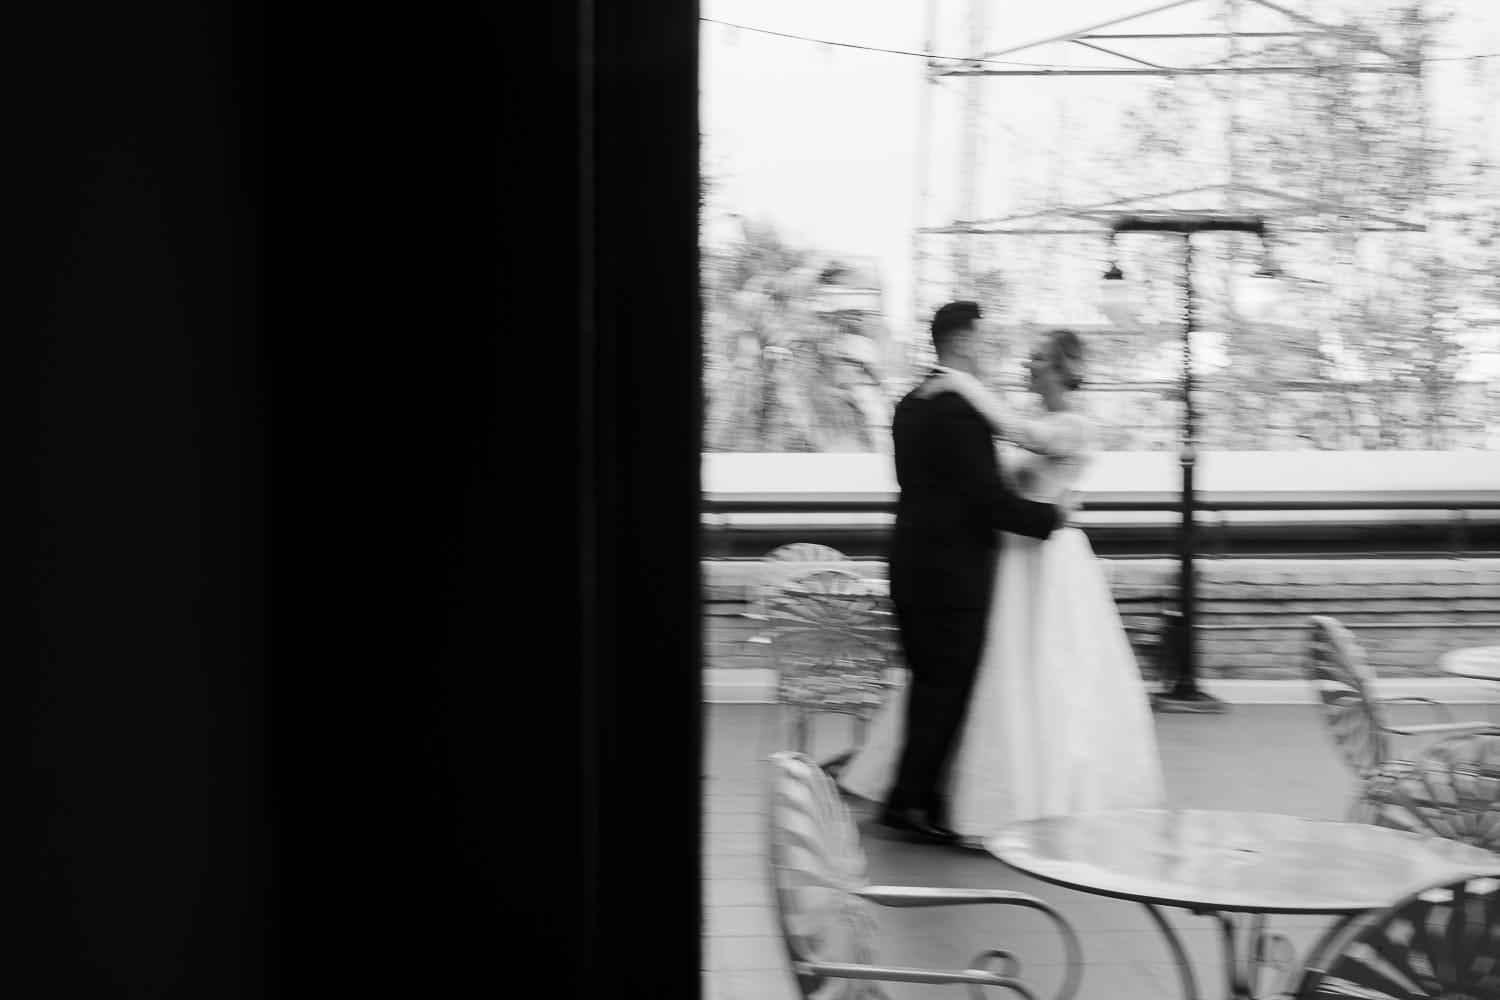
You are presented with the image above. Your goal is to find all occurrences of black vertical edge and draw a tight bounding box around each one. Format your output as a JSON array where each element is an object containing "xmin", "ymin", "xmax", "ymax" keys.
[
  {"xmin": 265, "ymin": 0, "xmax": 700, "ymax": 996},
  {"xmin": 590, "ymin": 0, "xmax": 703, "ymax": 993},
  {"xmin": 5, "ymin": 2, "xmax": 270, "ymax": 996},
  {"xmin": 8, "ymin": 0, "xmax": 701, "ymax": 993},
  {"xmin": 265, "ymin": 4, "xmax": 527, "ymax": 993}
]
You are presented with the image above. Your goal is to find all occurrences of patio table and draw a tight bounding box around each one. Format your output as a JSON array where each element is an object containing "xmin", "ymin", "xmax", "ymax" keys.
[
  {"xmin": 1439, "ymin": 645, "xmax": 1500, "ymax": 721},
  {"xmin": 1439, "ymin": 644, "xmax": 1500, "ymax": 683},
  {"xmin": 987, "ymin": 808, "xmax": 1500, "ymax": 1000}
]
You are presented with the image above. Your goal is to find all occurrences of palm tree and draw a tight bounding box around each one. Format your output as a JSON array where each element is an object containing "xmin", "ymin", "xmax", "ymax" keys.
[{"xmin": 704, "ymin": 221, "xmax": 893, "ymax": 452}]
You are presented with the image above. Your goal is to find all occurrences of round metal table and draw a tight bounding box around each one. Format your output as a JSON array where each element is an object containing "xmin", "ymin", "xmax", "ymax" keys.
[
  {"xmin": 987, "ymin": 809, "xmax": 1500, "ymax": 1000},
  {"xmin": 1439, "ymin": 645, "xmax": 1500, "ymax": 682}
]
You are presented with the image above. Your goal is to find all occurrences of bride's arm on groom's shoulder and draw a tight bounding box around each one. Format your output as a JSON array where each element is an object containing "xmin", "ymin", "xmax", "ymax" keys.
[{"xmin": 917, "ymin": 372, "xmax": 1080, "ymax": 457}]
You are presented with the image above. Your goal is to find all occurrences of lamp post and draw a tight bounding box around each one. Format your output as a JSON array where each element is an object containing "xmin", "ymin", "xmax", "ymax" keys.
[{"xmin": 1102, "ymin": 214, "xmax": 1282, "ymax": 713}]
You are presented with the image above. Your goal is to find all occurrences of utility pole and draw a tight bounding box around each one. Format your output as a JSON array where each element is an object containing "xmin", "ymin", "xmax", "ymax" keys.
[
  {"xmin": 912, "ymin": 0, "xmax": 938, "ymax": 334},
  {"xmin": 954, "ymin": 0, "xmax": 985, "ymax": 293},
  {"xmin": 1226, "ymin": 0, "xmax": 1242, "ymax": 202}
]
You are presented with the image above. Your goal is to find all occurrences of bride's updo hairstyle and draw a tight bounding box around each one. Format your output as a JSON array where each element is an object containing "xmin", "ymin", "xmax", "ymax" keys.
[{"xmin": 1041, "ymin": 328, "xmax": 1086, "ymax": 390}]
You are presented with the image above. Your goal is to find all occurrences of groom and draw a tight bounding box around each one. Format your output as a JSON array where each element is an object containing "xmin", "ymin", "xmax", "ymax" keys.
[{"xmin": 880, "ymin": 301, "xmax": 1068, "ymax": 844}]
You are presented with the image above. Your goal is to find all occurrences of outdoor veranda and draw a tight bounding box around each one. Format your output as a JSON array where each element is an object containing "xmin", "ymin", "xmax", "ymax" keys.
[
  {"xmin": 701, "ymin": 698, "xmax": 1499, "ymax": 1000},
  {"xmin": 699, "ymin": 0, "xmax": 1500, "ymax": 992},
  {"xmin": 700, "ymin": 474, "xmax": 1500, "ymax": 999}
]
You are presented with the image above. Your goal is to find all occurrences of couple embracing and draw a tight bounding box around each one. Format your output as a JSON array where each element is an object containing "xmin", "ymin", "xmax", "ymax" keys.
[{"xmin": 840, "ymin": 302, "xmax": 1166, "ymax": 847}]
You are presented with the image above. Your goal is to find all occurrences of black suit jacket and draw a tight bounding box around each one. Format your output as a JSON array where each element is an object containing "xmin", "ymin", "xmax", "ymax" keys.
[{"xmin": 888, "ymin": 383, "xmax": 1059, "ymax": 609}]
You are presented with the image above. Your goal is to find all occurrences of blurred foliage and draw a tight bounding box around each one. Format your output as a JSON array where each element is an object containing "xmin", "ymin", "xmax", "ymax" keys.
[
  {"xmin": 702, "ymin": 1, "xmax": 1500, "ymax": 452},
  {"xmin": 971, "ymin": 1, "xmax": 1500, "ymax": 450},
  {"xmin": 702, "ymin": 220, "xmax": 895, "ymax": 452}
]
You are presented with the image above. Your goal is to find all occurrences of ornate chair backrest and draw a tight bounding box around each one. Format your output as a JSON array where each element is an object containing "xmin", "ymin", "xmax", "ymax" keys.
[
  {"xmin": 763, "ymin": 570, "xmax": 897, "ymax": 712},
  {"xmin": 1375, "ymin": 732, "xmax": 1500, "ymax": 854},
  {"xmin": 1296, "ymin": 874, "xmax": 1500, "ymax": 1000},
  {"xmin": 767, "ymin": 543, "xmax": 849, "ymax": 564},
  {"xmin": 752, "ymin": 544, "xmax": 852, "ymax": 617},
  {"xmin": 1305, "ymin": 616, "xmax": 1393, "ymax": 778},
  {"xmin": 766, "ymin": 752, "xmax": 888, "ymax": 1000}
]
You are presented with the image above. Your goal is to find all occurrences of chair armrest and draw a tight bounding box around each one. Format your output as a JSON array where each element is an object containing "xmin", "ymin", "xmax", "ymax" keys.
[
  {"xmin": 859, "ymin": 887, "xmax": 1053, "ymax": 909},
  {"xmin": 1381, "ymin": 696, "xmax": 1455, "ymax": 724},
  {"xmin": 1383, "ymin": 720, "xmax": 1500, "ymax": 737},
  {"xmin": 857, "ymin": 886, "xmax": 1082, "ymax": 1000},
  {"xmin": 799, "ymin": 961, "xmax": 1031, "ymax": 992}
]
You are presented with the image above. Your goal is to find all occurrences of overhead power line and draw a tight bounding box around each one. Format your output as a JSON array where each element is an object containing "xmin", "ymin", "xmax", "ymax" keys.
[{"xmin": 701, "ymin": 16, "xmax": 1500, "ymax": 73}]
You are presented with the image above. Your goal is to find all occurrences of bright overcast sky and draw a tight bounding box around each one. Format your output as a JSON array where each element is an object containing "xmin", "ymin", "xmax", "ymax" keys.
[
  {"xmin": 701, "ymin": 0, "xmax": 1127, "ymax": 330},
  {"xmin": 701, "ymin": 0, "xmax": 1500, "ymax": 342}
]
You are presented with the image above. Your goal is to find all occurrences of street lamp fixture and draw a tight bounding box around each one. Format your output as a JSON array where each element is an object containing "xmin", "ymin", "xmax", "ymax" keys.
[
  {"xmin": 1106, "ymin": 261, "xmax": 1285, "ymax": 325},
  {"xmin": 1236, "ymin": 262, "xmax": 1285, "ymax": 323},
  {"xmin": 1098, "ymin": 261, "xmax": 1141, "ymax": 326},
  {"xmin": 1100, "ymin": 213, "xmax": 1279, "ymax": 715}
]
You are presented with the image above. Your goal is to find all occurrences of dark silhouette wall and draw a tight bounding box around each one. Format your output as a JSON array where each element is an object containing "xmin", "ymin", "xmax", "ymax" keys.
[
  {"xmin": 9, "ymin": 3, "xmax": 699, "ymax": 998},
  {"xmin": 8, "ymin": 4, "xmax": 268, "ymax": 996}
]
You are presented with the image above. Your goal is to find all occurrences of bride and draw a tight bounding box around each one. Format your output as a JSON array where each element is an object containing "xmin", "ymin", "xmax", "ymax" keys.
[{"xmin": 841, "ymin": 329, "xmax": 1166, "ymax": 843}]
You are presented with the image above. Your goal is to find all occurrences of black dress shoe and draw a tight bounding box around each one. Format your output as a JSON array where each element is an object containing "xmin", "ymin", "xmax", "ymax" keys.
[{"xmin": 877, "ymin": 807, "xmax": 957, "ymax": 844}]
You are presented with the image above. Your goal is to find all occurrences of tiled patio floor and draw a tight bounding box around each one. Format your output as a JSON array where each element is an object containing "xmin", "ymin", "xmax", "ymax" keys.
[{"xmin": 702, "ymin": 699, "xmax": 1497, "ymax": 1000}]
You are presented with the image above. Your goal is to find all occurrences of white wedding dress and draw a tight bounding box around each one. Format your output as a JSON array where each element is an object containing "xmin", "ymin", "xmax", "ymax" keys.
[{"xmin": 840, "ymin": 383, "xmax": 1166, "ymax": 843}]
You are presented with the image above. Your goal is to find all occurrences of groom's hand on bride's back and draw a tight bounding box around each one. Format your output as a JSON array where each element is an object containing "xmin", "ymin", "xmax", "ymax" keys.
[{"xmin": 1056, "ymin": 490, "xmax": 1084, "ymax": 526}]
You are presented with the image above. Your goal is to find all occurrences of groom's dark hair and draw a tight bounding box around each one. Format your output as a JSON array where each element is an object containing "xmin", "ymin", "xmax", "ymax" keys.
[{"xmin": 931, "ymin": 301, "xmax": 981, "ymax": 352}]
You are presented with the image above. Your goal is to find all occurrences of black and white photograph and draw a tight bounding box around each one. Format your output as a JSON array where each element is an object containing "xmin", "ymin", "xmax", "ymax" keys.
[
  {"xmin": 700, "ymin": 2, "xmax": 1500, "ymax": 999},
  {"xmin": 14, "ymin": 2, "xmax": 1500, "ymax": 997}
]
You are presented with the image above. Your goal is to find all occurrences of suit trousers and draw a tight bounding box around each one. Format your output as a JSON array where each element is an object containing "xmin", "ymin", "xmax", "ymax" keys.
[{"xmin": 886, "ymin": 602, "xmax": 988, "ymax": 819}]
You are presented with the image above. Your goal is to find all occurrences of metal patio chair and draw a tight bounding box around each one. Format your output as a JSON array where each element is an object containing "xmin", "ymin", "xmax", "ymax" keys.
[
  {"xmin": 766, "ymin": 752, "xmax": 1083, "ymax": 1000},
  {"xmin": 1373, "ymin": 731, "xmax": 1500, "ymax": 854},
  {"xmin": 767, "ymin": 542, "xmax": 851, "ymax": 564},
  {"xmin": 1121, "ymin": 596, "xmax": 1180, "ymax": 691},
  {"xmin": 746, "ymin": 543, "xmax": 854, "ymax": 623},
  {"xmin": 759, "ymin": 570, "xmax": 900, "ymax": 769},
  {"xmin": 1303, "ymin": 615, "xmax": 1500, "ymax": 822},
  {"xmin": 1097, "ymin": 561, "xmax": 1176, "ymax": 690},
  {"xmin": 1294, "ymin": 874, "xmax": 1500, "ymax": 1000}
]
